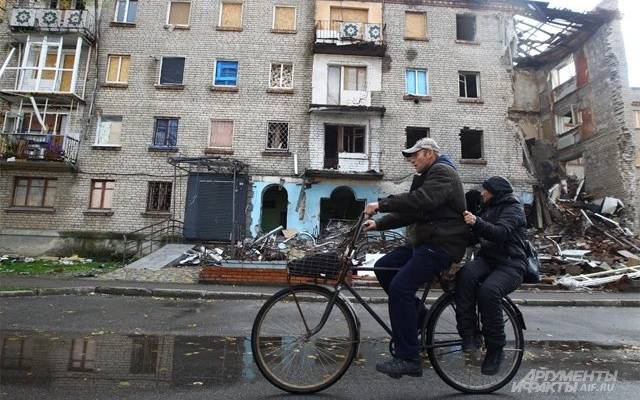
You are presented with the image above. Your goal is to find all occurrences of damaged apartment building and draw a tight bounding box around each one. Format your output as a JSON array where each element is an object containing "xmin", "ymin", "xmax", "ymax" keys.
[{"xmin": 0, "ymin": 0, "xmax": 635, "ymax": 255}]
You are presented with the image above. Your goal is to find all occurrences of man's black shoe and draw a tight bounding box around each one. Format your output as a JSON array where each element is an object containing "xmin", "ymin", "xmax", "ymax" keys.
[
  {"xmin": 376, "ymin": 357, "xmax": 423, "ymax": 379},
  {"xmin": 481, "ymin": 347, "xmax": 504, "ymax": 375},
  {"xmin": 461, "ymin": 336, "xmax": 481, "ymax": 353}
]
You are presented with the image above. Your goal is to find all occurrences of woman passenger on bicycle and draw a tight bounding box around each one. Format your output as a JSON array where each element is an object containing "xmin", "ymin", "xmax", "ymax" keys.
[{"xmin": 456, "ymin": 176, "xmax": 526, "ymax": 376}]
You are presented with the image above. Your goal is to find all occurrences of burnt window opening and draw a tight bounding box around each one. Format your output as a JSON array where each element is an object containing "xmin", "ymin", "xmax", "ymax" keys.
[
  {"xmin": 460, "ymin": 128, "xmax": 483, "ymax": 159},
  {"xmin": 456, "ymin": 14, "xmax": 476, "ymax": 41},
  {"xmin": 405, "ymin": 127, "xmax": 429, "ymax": 148},
  {"xmin": 147, "ymin": 181, "xmax": 172, "ymax": 212},
  {"xmin": 459, "ymin": 72, "xmax": 479, "ymax": 98}
]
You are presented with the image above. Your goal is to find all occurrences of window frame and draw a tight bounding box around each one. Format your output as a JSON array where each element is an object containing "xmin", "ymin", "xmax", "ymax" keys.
[
  {"xmin": 166, "ymin": 0, "xmax": 192, "ymax": 27},
  {"xmin": 550, "ymin": 56, "xmax": 576, "ymax": 89},
  {"xmin": 68, "ymin": 339, "xmax": 96, "ymax": 372},
  {"xmin": 218, "ymin": 1, "xmax": 244, "ymax": 29},
  {"xmin": 213, "ymin": 59, "xmax": 239, "ymax": 87},
  {"xmin": 11, "ymin": 177, "xmax": 57, "ymax": 208},
  {"xmin": 114, "ymin": 0, "xmax": 138, "ymax": 23},
  {"xmin": 146, "ymin": 181, "xmax": 173, "ymax": 213},
  {"xmin": 634, "ymin": 110, "xmax": 640, "ymax": 129},
  {"xmin": 152, "ymin": 117, "xmax": 179, "ymax": 148},
  {"xmin": 458, "ymin": 71, "xmax": 480, "ymax": 98},
  {"xmin": 272, "ymin": 5, "xmax": 297, "ymax": 31},
  {"xmin": 158, "ymin": 56, "xmax": 186, "ymax": 86},
  {"xmin": 106, "ymin": 54, "xmax": 130, "ymax": 84},
  {"xmin": 95, "ymin": 115, "xmax": 123, "ymax": 146},
  {"xmin": 269, "ymin": 62, "xmax": 294, "ymax": 89},
  {"xmin": 405, "ymin": 68, "xmax": 429, "ymax": 96},
  {"xmin": 456, "ymin": 13, "xmax": 477, "ymax": 42},
  {"xmin": 342, "ymin": 65, "xmax": 367, "ymax": 92},
  {"xmin": 341, "ymin": 125, "xmax": 366, "ymax": 153},
  {"xmin": 555, "ymin": 105, "xmax": 582, "ymax": 135},
  {"xmin": 89, "ymin": 179, "xmax": 115, "ymax": 210},
  {"xmin": 266, "ymin": 121, "xmax": 289, "ymax": 151},
  {"xmin": 209, "ymin": 119, "xmax": 234, "ymax": 149}
]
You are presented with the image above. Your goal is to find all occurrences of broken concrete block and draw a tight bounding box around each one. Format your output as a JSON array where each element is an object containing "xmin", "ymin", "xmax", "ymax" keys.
[
  {"xmin": 617, "ymin": 250, "xmax": 640, "ymax": 266},
  {"xmin": 565, "ymin": 264, "xmax": 583, "ymax": 275}
]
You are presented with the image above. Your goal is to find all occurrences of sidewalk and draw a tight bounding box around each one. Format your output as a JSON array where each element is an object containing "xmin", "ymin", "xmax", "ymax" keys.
[{"xmin": 1, "ymin": 275, "xmax": 639, "ymax": 306}]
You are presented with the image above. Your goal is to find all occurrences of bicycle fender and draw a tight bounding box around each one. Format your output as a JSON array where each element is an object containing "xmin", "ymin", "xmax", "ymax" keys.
[{"xmin": 503, "ymin": 297, "xmax": 526, "ymax": 330}]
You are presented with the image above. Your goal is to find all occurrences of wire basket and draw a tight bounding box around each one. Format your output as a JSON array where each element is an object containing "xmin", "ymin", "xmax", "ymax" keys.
[{"xmin": 287, "ymin": 250, "xmax": 344, "ymax": 280}]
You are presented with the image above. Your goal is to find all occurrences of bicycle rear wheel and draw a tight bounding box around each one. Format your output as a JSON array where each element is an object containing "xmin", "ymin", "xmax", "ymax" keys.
[
  {"xmin": 424, "ymin": 293, "xmax": 524, "ymax": 394},
  {"xmin": 251, "ymin": 285, "xmax": 359, "ymax": 394}
]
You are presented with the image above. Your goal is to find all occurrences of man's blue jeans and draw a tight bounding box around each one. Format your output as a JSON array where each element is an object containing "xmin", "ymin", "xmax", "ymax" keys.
[{"xmin": 374, "ymin": 244, "xmax": 452, "ymax": 360}]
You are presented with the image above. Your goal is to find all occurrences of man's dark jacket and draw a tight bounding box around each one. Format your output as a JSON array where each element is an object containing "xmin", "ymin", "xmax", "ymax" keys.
[
  {"xmin": 472, "ymin": 193, "xmax": 527, "ymax": 264},
  {"xmin": 375, "ymin": 155, "xmax": 469, "ymax": 262}
]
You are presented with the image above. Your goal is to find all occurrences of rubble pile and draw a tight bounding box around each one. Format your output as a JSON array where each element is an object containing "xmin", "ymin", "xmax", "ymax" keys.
[{"xmin": 530, "ymin": 180, "xmax": 640, "ymax": 290}]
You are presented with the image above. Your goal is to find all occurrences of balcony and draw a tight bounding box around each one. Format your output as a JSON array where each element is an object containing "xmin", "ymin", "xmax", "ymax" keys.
[
  {"xmin": 0, "ymin": 133, "xmax": 80, "ymax": 168},
  {"xmin": 9, "ymin": 8, "xmax": 96, "ymax": 42},
  {"xmin": 314, "ymin": 20, "xmax": 386, "ymax": 57}
]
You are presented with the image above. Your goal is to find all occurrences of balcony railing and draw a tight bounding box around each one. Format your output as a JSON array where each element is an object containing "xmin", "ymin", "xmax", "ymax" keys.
[
  {"xmin": 9, "ymin": 8, "xmax": 96, "ymax": 40},
  {"xmin": 315, "ymin": 20, "xmax": 383, "ymax": 43},
  {"xmin": 0, "ymin": 133, "xmax": 80, "ymax": 165}
]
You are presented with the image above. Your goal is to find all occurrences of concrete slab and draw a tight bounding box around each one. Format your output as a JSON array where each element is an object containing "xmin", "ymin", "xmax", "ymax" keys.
[{"xmin": 124, "ymin": 244, "xmax": 194, "ymax": 270}]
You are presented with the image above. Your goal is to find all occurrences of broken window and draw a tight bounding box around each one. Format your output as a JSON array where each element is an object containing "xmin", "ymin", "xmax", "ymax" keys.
[
  {"xmin": 270, "ymin": 63, "xmax": 293, "ymax": 88},
  {"xmin": 555, "ymin": 106, "xmax": 581, "ymax": 135},
  {"xmin": 459, "ymin": 72, "xmax": 479, "ymax": 98},
  {"xmin": 209, "ymin": 119, "xmax": 234, "ymax": 148},
  {"xmin": 95, "ymin": 115, "xmax": 122, "ymax": 146},
  {"xmin": 563, "ymin": 157, "xmax": 584, "ymax": 180},
  {"xmin": 405, "ymin": 12, "xmax": 427, "ymax": 39},
  {"xmin": 406, "ymin": 127, "xmax": 429, "ymax": 148},
  {"xmin": 219, "ymin": 2, "xmax": 243, "ymax": 29},
  {"xmin": 343, "ymin": 66, "xmax": 366, "ymax": 91},
  {"xmin": 12, "ymin": 177, "xmax": 57, "ymax": 208},
  {"xmin": 106, "ymin": 55, "xmax": 130, "ymax": 84},
  {"xmin": 18, "ymin": 112, "xmax": 66, "ymax": 135},
  {"xmin": 69, "ymin": 339, "xmax": 96, "ymax": 372},
  {"xmin": 153, "ymin": 118, "xmax": 178, "ymax": 148},
  {"xmin": 114, "ymin": 0, "xmax": 138, "ymax": 23},
  {"xmin": 324, "ymin": 125, "xmax": 366, "ymax": 167},
  {"xmin": 130, "ymin": 336, "xmax": 159, "ymax": 374},
  {"xmin": 159, "ymin": 56, "xmax": 185, "ymax": 85},
  {"xmin": 406, "ymin": 68, "xmax": 428, "ymax": 96},
  {"xmin": 460, "ymin": 128, "xmax": 483, "ymax": 159},
  {"xmin": 261, "ymin": 185, "xmax": 288, "ymax": 232},
  {"xmin": 89, "ymin": 180, "xmax": 115, "ymax": 209},
  {"xmin": 456, "ymin": 14, "xmax": 476, "ymax": 41},
  {"xmin": 550, "ymin": 56, "xmax": 576, "ymax": 89},
  {"xmin": 342, "ymin": 126, "xmax": 365, "ymax": 153},
  {"xmin": 267, "ymin": 121, "xmax": 289, "ymax": 150},
  {"xmin": 146, "ymin": 182, "xmax": 172, "ymax": 212},
  {"xmin": 273, "ymin": 5, "xmax": 296, "ymax": 31},
  {"xmin": 168, "ymin": 1, "xmax": 190, "ymax": 26},
  {"xmin": 1, "ymin": 337, "xmax": 32, "ymax": 370},
  {"xmin": 214, "ymin": 60, "xmax": 238, "ymax": 86}
]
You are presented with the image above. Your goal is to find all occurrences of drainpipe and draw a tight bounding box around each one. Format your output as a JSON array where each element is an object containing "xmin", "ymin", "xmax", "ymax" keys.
[{"xmin": 83, "ymin": 0, "xmax": 100, "ymax": 141}]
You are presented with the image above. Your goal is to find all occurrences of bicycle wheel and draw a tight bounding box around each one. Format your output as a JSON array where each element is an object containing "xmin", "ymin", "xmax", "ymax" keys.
[
  {"xmin": 424, "ymin": 293, "xmax": 524, "ymax": 394},
  {"xmin": 251, "ymin": 284, "xmax": 359, "ymax": 394}
]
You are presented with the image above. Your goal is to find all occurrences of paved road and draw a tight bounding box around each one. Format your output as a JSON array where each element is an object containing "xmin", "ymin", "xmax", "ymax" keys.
[{"xmin": 1, "ymin": 295, "xmax": 638, "ymax": 399}]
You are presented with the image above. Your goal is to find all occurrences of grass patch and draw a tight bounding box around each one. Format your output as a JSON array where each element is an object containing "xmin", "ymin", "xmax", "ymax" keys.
[
  {"xmin": 0, "ymin": 260, "xmax": 121, "ymax": 276},
  {"xmin": 0, "ymin": 285, "xmax": 35, "ymax": 292}
]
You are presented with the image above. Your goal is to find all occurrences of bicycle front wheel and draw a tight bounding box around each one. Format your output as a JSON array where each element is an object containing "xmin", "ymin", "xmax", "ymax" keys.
[
  {"xmin": 424, "ymin": 293, "xmax": 524, "ymax": 394},
  {"xmin": 251, "ymin": 284, "xmax": 359, "ymax": 394}
]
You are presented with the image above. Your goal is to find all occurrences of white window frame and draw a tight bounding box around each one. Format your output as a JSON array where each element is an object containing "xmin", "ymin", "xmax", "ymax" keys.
[
  {"xmin": 405, "ymin": 68, "xmax": 429, "ymax": 96},
  {"xmin": 459, "ymin": 71, "xmax": 480, "ymax": 98},
  {"xmin": 114, "ymin": 0, "xmax": 137, "ymax": 23},
  {"xmin": 269, "ymin": 62, "xmax": 294, "ymax": 89},
  {"xmin": 94, "ymin": 115, "xmax": 123, "ymax": 147},
  {"xmin": 550, "ymin": 55, "xmax": 576, "ymax": 89},
  {"xmin": 272, "ymin": 5, "xmax": 297, "ymax": 31},
  {"xmin": 105, "ymin": 54, "xmax": 130, "ymax": 84},
  {"xmin": 208, "ymin": 119, "xmax": 235, "ymax": 149},
  {"xmin": 218, "ymin": 2, "xmax": 244, "ymax": 28},
  {"xmin": 165, "ymin": 0, "xmax": 192, "ymax": 27},
  {"xmin": 158, "ymin": 55, "xmax": 186, "ymax": 85},
  {"xmin": 555, "ymin": 105, "xmax": 582, "ymax": 135}
]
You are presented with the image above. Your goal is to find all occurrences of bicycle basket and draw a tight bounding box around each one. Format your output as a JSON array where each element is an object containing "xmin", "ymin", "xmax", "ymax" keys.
[{"xmin": 287, "ymin": 251, "xmax": 343, "ymax": 279}]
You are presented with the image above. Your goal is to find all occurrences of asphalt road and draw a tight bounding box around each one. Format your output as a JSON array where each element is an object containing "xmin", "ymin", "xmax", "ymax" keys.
[{"xmin": 1, "ymin": 294, "xmax": 639, "ymax": 399}]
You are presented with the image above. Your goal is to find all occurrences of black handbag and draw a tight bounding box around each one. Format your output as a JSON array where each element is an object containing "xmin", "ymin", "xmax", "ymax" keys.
[{"xmin": 521, "ymin": 239, "xmax": 541, "ymax": 284}]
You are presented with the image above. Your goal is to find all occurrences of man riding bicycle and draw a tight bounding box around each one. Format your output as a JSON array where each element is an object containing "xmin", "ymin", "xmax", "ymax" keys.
[{"xmin": 363, "ymin": 137, "xmax": 469, "ymax": 378}]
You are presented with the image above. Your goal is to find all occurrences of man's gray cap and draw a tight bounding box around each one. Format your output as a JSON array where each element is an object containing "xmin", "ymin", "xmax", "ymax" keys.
[{"xmin": 402, "ymin": 137, "xmax": 440, "ymax": 157}]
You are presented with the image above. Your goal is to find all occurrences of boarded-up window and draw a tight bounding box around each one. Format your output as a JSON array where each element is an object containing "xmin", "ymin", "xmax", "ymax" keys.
[
  {"xmin": 273, "ymin": 6, "xmax": 295, "ymax": 31},
  {"xmin": 405, "ymin": 12, "xmax": 426, "ymax": 39},
  {"xmin": 210, "ymin": 119, "xmax": 234, "ymax": 148},
  {"xmin": 220, "ymin": 2, "xmax": 242, "ymax": 28},
  {"xmin": 330, "ymin": 7, "xmax": 368, "ymax": 23},
  {"xmin": 106, "ymin": 55, "xmax": 130, "ymax": 83},
  {"xmin": 168, "ymin": 1, "xmax": 190, "ymax": 25},
  {"xmin": 344, "ymin": 66, "xmax": 366, "ymax": 91},
  {"xmin": 96, "ymin": 115, "xmax": 122, "ymax": 146},
  {"xmin": 327, "ymin": 66, "xmax": 341, "ymax": 105}
]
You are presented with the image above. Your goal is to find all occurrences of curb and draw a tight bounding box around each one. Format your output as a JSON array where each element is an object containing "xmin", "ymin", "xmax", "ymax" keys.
[{"xmin": 1, "ymin": 285, "xmax": 638, "ymax": 307}]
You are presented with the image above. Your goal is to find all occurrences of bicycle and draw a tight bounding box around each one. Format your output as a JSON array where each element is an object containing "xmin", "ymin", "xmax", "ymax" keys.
[{"xmin": 251, "ymin": 213, "xmax": 526, "ymax": 394}]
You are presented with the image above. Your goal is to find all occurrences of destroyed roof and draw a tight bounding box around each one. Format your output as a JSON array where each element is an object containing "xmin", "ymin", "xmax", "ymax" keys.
[{"xmin": 514, "ymin": 1, "xmax": 618, "ymax": 67}]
